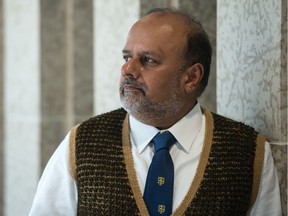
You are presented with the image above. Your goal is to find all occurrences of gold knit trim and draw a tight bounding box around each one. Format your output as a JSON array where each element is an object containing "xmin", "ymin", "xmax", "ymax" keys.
[
  {"xmin": 122, "ymin": 115, "xmax": 150, "ymax": 216},
  {"xmin": 249, "ymin": 134, "xmax": 265, "ymax": 209},
  {"xmin": 69, "ymin": 124, "xmax": 79, "ymax": 182},
  {"xmin": 173, "ymin": 107, "xmax": 214, "ymax": 216}
]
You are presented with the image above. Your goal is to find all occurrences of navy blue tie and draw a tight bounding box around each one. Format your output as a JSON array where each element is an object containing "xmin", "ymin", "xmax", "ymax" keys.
[{"xmin": 144, "ymin": 131, "xmax": 176, "ymax": 216}]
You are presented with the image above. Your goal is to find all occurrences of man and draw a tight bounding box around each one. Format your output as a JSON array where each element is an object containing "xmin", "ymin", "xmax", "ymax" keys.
[{"xmin": 29, "ymin": 8, "xmax": 282, "ymax": 216}]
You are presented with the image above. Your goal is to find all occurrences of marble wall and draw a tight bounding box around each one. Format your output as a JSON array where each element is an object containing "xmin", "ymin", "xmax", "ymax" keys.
[{"xmin": 217, "ymin": 0, "xmax": 287, "ymax": 214}]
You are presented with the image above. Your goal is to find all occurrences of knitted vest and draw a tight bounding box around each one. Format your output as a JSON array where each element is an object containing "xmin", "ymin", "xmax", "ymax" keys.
[{"xmin": 69, "ymin": 108, "xmax": 265, "ymax": 216}]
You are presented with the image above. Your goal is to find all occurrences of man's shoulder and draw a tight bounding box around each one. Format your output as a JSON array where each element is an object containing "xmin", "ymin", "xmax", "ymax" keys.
[
  {"xmin": 209, "ymin": 111, "xmax": 258, "ymax": 134},
  {"xmin": 79, "ymin": 108, "xmax": 127, "ymax": 128}
]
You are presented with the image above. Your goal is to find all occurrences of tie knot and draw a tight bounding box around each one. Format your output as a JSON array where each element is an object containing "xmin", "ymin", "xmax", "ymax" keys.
[{"xmin": 152, "ymin": 131, "xmax": 176, "ymax": 152}]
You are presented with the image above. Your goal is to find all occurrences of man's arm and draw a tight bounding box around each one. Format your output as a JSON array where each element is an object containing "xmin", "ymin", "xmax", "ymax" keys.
[
  {"xmin": 248, "ymin": 141, "xmax": 282, "ymax": 216},
  {"xmin": 29, "ymin": 132, "xmax": 78, "ymax": 216}
]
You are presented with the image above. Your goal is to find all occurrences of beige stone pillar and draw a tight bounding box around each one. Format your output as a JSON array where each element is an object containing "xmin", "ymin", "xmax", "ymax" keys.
[
  {"xmin": 179, "ymin": 0, "xmax": 217, "ymax": 112},
  {"xmin": 93, "ymin": 0, "xmax": 139, "ymax": 114},
  {"xmin": 40, "ymin": 0, "xmax": 94, "ymax": 169},
  {"xmin": 3, "ymin": 1, "xmax": 40, "ymax": 215},
  {"xmin": 217, "ymin": 0, "xmax": 287, "ymax": 214},
  {"xmin": 140, "ymin": 0, "xmax": 171, "ymax": 16}
]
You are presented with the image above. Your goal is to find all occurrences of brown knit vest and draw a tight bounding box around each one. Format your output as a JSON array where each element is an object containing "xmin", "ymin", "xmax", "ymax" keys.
[{"xmin": 71, "ymin": 108, "xmax": 264, "ymax": 216}]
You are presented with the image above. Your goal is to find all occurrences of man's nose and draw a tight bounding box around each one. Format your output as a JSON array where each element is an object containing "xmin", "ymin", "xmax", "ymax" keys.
[{"xmin": 121, "ymin": 58, "xmax": 141, "ymax": 78}]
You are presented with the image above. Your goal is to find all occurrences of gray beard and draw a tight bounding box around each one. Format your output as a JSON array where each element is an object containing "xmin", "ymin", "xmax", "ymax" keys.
[{"xmin": 120, "ymin": 83, "xmax": 184, "ymax": 124}]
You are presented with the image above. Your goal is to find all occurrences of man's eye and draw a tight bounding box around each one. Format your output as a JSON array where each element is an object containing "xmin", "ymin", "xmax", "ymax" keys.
[
  {"xmin": 123, "ymin": 56, "xmax": 130, "ymax": 62},
  {"xmin": 144, "ymin": 57, "xmax": 154, "ymax": 63}
]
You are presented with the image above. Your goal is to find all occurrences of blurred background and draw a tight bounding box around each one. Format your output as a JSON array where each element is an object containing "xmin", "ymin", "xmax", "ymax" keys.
[{"xmin": 0, "ymin": 0, "xmax": 286, "ymax": 215}]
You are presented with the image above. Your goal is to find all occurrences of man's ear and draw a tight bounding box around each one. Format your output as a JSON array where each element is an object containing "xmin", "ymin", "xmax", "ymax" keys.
[{"xmin": 183, "ymin": 63, "xmax": 204, "ymax": 94}]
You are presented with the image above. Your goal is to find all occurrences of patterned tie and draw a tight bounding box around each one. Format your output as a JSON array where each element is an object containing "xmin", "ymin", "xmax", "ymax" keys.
[{"xmin": 144, "ymin": 131, "xmax": 176, "ymax": 216}]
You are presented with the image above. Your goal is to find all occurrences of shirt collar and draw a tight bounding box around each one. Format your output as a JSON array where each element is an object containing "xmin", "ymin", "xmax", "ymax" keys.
[{"xmin": 129, "ymin": 103, "xmax": 203, "ymax": 154}]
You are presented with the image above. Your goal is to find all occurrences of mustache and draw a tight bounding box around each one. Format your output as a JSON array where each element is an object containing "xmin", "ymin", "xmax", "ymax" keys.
[{"xmin": 121, "ymin": 77, "xmax": 147, "ymax": 93}]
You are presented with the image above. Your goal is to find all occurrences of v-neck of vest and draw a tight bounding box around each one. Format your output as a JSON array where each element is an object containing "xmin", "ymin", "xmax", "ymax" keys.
[{"xmin": 122, "ymin": 107, "xmax": 214, "ymax": 216}]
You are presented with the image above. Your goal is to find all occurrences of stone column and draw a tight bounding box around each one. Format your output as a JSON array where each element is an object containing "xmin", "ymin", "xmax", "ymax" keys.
[
  {"xmin": 40, "ymin": 0, "xmax": 94, "ymax": 169},
  {"xmin": 217, "ymin": 0, "xmax": 287, "ymax": 214},
  {"xmin": 93, "ymin": 0, "xmax": 139, "ymax": 114},
  {"xmin": 179, "ymin": 0, "xmax": 217, "ymax": 112},
  {"xmin": 72, "ymin": 0, "xmax": 94, "ymax": 124},
  {"xmin": 3, "ymin": 1, "xmax": 40, "ymax": 215},
  {"xmin": 40, "ymin": 0, "xmax": 69, "ymax": 169},
  {"xmin": 140, "ymin": 0, "xmax": 171, "ymax": 16}
]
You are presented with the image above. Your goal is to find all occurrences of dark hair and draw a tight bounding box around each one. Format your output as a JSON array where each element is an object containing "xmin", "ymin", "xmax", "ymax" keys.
[{"xmin": 144, "ymin": 8, "xmax": 212, "ymax": 96}]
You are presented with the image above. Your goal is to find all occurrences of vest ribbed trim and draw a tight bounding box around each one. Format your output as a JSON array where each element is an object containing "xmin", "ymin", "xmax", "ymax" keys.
[
  {"xmin": 69, "ymin": 124, "xmax": 79, "ymax": 181},
  {"xmin": 121, "ymin": 108, "xmax": 215, "ymax": 216},
  {"xmin": 122, "ymin": 115, "xmax": 150, "ymax": 216},
  {"xmin": 249, "ymin": 134, "xmax": 265, "ymax": 208},
  {"xmin": 173, "ymin": 107, "xmax": 214, "ymax": 215}
]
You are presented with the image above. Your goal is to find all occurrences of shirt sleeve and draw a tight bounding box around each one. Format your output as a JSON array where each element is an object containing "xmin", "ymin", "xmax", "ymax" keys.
[
  {"xmin": 248, "ymin": 141, "xmax": 282, "ymax": 216},
  {"xmin": 29, "ymin": 132, "xmax": 78, "ymax": 216}
]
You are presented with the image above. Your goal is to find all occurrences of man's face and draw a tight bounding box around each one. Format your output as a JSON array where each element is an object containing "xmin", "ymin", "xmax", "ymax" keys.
[{"xmin": 119, "ymin": 14, "xmax": 189, "ymax": 125}]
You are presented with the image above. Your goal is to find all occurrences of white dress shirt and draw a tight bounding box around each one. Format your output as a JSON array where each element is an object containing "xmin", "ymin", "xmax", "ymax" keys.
[{"xmin": 29, "ymin": 104, "xmax": 282, "ymax": 215}]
